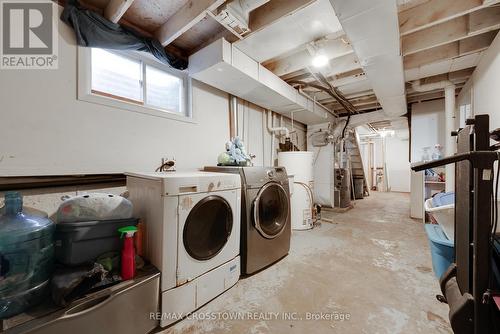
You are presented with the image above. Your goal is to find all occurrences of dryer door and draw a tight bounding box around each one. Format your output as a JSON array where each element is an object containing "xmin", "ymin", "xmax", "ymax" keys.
[
  {"xmin": 253, "ymin": 182, "xmax": 289, "ymax": 239},
  {"xmin": 183, "ymin": 195, "xmax": 233, "ymax": 261}
]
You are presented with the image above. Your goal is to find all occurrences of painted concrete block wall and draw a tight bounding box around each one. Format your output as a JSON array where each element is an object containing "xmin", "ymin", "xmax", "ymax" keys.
[
  {"xmin": 0, "ymin": 15, "xmax": 230, "ymax": 176},
  {"xmin": 0, "ymin": 9, "xmax": 306, "ymax": 177},
  {"xmin": 0, "ymin": 8, "xmax": 307, "ymax": 215},
  {"xmin": 235, "ymin": 100, "xmax": 307, "ymax": 167},
  {"xmin": 463, "ymin": 32, "xmax": 500, "ymax": 131},
  {"xmin": 457, "ymin": 32, "xmax": 500, "ymax": 213},
  {"xmin": 410, "ymin": 99, "xmax": 446, "ymax": 163}
]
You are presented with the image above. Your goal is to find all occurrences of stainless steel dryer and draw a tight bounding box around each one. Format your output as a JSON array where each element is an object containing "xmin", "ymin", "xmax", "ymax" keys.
[{"xmin": 204, "ymin": 166, "xmax": 291, "ymax": 275}]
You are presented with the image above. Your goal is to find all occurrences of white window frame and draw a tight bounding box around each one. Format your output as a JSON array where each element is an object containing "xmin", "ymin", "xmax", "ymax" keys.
[{"xmin": 78, "ymin": 47, "xmax": 194, "ymax": 123}]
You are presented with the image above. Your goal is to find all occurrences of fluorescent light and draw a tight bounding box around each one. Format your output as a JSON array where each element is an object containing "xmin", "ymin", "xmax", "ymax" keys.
[{"xmin": 312, "ymin": 54, "xmax": 328, "ymax": 68}]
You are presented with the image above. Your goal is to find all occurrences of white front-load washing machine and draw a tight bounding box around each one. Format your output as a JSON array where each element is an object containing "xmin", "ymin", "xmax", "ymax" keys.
[{"xmin": 126, "ymin": 172, "xmax": 241, "ymax": 327}]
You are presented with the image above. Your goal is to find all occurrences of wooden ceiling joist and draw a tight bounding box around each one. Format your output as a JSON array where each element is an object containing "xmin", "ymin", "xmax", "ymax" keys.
[
  {"xmin": 406, "ymin": 87, "xmax": 463, "ymax": 103},
  {"xmin": 326, "ymin": 96, "xmax": 379, "ymax": 109},
  {"xmin": 402, "ymin": 6, "xmax": 500, "ymax": 55},
  {"xmin": 263, "ymin": 37, "xmax": 353, "ymax": 77},
  {"xmin": 104, "ymin": 0, "xmax": 135, "ymax": 23},
  {"xmin": 329, "ymin": 102, "xmax": 381, "ymax": 112},
  {"xmin": 419, "ymin": 67, "xmax": 475, "ymax": 83},
  {"xmin": 291, "ymin": 53, "xmax": 361, "ymax": 81},
  {"xmin": 248, "ymin": 0, "xmax": 315, "ymax": 34},
  {"xmin": 155, "ymin": 0, "xmax": 227, "ymax": 47},
  {"xmin": 404, "ymin": 30, "xmax": 498, "ymax": 69},
  {"xmin": 399, "ymin": 0, "xmax": 485, "ymax": 36}
]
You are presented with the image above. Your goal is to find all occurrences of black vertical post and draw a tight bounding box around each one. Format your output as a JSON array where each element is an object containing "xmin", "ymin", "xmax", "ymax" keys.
[
  {"xmin": 473, "ymin": 115, "xmax": 493, "ymax": 334},
  {"xmin": 473, "ymin": 165, "xmax": 493, "ymax": 334}
]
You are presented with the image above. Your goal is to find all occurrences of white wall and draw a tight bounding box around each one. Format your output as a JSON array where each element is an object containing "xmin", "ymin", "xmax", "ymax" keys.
[
  {"xmin": 385, "ymin": 130, "xmax": 411, "ymax": 192},
  {"xmin": 235, "ymin": 100, "xmax": 306, "ymax": 167},
  {"xmin": 0, "ymin": 9, "xmax": 305, "ymax": 177},
  {"xmin": 458, "ymin": 32, "xmax": 500, "ymax": 130},
  {"xmin": 410, "ymin": 99, "xmax": 446, "ymax": 163}
]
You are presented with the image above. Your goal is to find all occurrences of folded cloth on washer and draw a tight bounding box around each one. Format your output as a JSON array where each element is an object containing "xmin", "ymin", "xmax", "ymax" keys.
[{"xmin": 432, "ymin": 192, "xmax": 455, "ymax": 207}]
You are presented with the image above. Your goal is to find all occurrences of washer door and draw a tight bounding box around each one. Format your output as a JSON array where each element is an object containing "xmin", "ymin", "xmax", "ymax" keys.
[
  {"xmin": 183, "ymin": 195, "xmax": 233, "ymax": 261},
  {"xmin": 253, "ymin": 182, "xmax": 289, "ymax": 239}
]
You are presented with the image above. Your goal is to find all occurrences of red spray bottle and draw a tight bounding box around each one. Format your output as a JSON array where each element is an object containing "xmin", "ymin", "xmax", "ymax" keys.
[{"xmin": 118, "ymin": 226, "xmax": 138, "ymax": 280}]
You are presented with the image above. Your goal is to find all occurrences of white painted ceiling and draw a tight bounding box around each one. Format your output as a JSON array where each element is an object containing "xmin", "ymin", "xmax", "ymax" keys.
[
  {"xmin": 404, "ymin": 52, "xmax": 484, "ymax": 81},
  {"xmin": 234, "ymin": 0, "xmax": 343, "ymax": 62}
]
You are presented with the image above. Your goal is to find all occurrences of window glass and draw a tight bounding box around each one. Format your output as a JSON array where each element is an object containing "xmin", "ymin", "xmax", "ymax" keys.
[
  {"xmin": 146, "ymin": 65, "xmax": 182, "ymax": 113},
  {"xmin": 91, "ymin": 48, "xmax": 143, "ymax": 103}
]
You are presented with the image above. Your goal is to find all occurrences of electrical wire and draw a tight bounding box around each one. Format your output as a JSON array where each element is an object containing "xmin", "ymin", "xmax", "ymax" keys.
[{"xmin": 288, "ymin": 79, "xmax": 357, "ymax": 139}]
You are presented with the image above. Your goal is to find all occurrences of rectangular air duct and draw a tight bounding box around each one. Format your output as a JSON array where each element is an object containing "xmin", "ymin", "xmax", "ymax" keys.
[
  {"xmin": 328, "ymin": 0, "xmax": 407, "ymax": 117},
  {"xmin": 189, "ymin": 38, "xmax": 335, "ymax": 125}
]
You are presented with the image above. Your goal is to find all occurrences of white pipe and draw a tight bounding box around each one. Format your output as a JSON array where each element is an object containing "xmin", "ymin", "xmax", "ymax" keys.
[
  {"xmin": 412, "ymin": 80, "xmax": 456, "ymax": 192},
  {"xmin": 270, "ymin": 112, "xmax": 275, "ymax": 165},
  {"xmin": 262, "ymin": 110, "xmax": 266, "ymax": 166},
  {"xmin": 265, "ymin": 110, "xmax": 292, "ymax": 165},
  {"xmin": 266, "ymin": 110, "xmax": 290, "ymax": 138},
  {"xmin": 444, "ymin": 84, "xmax": 456, "ymax": 192},
  {"xmin": 229, "ymin": 95, "xmax": 238, "ymax": 139}
]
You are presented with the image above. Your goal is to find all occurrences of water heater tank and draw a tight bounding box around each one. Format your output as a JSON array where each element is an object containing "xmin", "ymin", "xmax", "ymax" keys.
[{"xmin": 278, "ymin": 151, "xmax": 314, "ymax": 230}]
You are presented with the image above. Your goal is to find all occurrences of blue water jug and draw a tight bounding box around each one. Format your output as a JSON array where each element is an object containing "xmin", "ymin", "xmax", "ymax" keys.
[{"xmin": 0, "ymin": 192, "xmax": 55, "ymax": 319}]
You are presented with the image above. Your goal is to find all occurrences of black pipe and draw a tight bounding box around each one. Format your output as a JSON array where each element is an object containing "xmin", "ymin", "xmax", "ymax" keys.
[
  {"xmin": 411, "ymin": 153, "xmax": 472, "ymax": 171},
  {"xmin": 411, "ymin": 151, "xmax": 498, "ymax": 171}
]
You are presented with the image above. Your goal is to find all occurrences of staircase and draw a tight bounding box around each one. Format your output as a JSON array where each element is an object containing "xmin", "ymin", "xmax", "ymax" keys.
[{"xmin": 344, "ymin": 130, "xmax": 370, "ymax": 197}]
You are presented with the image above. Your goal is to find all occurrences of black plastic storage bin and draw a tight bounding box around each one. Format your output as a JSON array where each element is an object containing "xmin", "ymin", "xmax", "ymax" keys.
[{"xmin": 54, "ymin": 218, "xmax": 138, "ymax": 266}]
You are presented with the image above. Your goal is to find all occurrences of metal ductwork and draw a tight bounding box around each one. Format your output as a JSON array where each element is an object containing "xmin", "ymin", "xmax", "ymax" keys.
[
  {"xmin": 327, "ymin": 0, "xmax": 407, "ymax": 118},
  {"xmin": 217, "ymin": 0, "xmax": 270, "ymax": 35}
]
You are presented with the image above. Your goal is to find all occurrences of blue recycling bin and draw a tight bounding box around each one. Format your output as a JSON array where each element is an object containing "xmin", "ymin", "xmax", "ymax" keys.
[{"xmin": 425, "ymin": 223, "xmax": 454, "ymax": 279}]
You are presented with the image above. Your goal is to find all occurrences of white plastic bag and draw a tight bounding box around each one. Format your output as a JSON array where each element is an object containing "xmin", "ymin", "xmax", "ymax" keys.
[{"xmin": 56, "ymin": 193, "xmax": 133, "ymax": 223}]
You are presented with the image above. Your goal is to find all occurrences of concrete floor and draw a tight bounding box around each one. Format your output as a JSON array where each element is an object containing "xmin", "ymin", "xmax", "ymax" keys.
[{"xmin": 162, "ymin": 192, "xmax": 452, "ymax": 334}]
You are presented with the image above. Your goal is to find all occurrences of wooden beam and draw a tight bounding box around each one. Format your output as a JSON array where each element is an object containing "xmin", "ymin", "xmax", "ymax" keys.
[
  {"xmin": 282, "ymin": 53, "xmax": 361, "ymax": 84},
  {"xmin": 402, "ymin": 6, "xmax": 500, "ymax": 55},
  {"xmin": 407, "ymin": 69, "xmax": 472, "ymax": 88},
  {"xmin": 104, "ymin": 0, "xmax": 135, "ymax": 23},
  {"xmin": 326, "ymin": 96, "xmax": 379, "ymax": 109},
  {"xmin": 155, "ymin": 0, "xmax": 226, "ymax": 47},
  {"xmin": 329, "ymin": 102, "xmax": 381, "ymax": 112},
  {"xmin": 248, "ymin": 0, "xmax": 315, "ymax": 33},
  {"xmin": 399, "ymin": 0, "xmax": 483, "ymax": 36},
  {"xmin": 263, "ymin": 37, "xmax": 353, "ymax": 77},
  {"xmin": 404, "ymin": 30, "xmax": 498, "ymax": 69},
  {"xmin": 406, "ymin": 88, "xmax": 463, "ymax": 103}
]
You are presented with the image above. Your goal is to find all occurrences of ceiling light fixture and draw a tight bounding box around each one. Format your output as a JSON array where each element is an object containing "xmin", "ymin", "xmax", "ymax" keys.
[
  {"xmin": 308, "ymin": 41, "xmax": 329, "ymax": 68},
  {"xmin": 312, "ymin": 54, "xmax": 329, "ymax": 68}
]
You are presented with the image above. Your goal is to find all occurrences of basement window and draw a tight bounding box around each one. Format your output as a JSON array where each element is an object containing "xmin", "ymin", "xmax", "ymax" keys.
[{"xmin": 78, "ymin": 47, "xmax": 192, "ymax": 122}]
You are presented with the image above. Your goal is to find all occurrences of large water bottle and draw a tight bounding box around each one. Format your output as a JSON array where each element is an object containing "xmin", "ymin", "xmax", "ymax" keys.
[{"xmin": 0, "ymin": 192, "xmax": 55, "ymax": 319}]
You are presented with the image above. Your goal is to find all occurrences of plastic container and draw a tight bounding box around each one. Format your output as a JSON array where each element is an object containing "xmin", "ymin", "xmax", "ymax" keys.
[
  {"xmin": 432, "ymin": 192, "xmax": 454, "ymax": 207},
  {"xmin": 118, "ymin": 226, "xmax": 137, "ymax": 280},
  {"xmin": 432, "ymin": 144, "xmax": 444, "ymax": 160},
  {"xmin": 425, "ymin": 198, "xmax": 455, "ymax": 241},
  {"xmin": 425, "ymin": 224, "xmax": 454, "ymax": 279},
  {"xmin": 55, "ymin": 218, "xmax": 138, "ymax": 266},
  {"xmin": 0, "ymin": 192, "xmax": 55, "ymax": 319}
]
